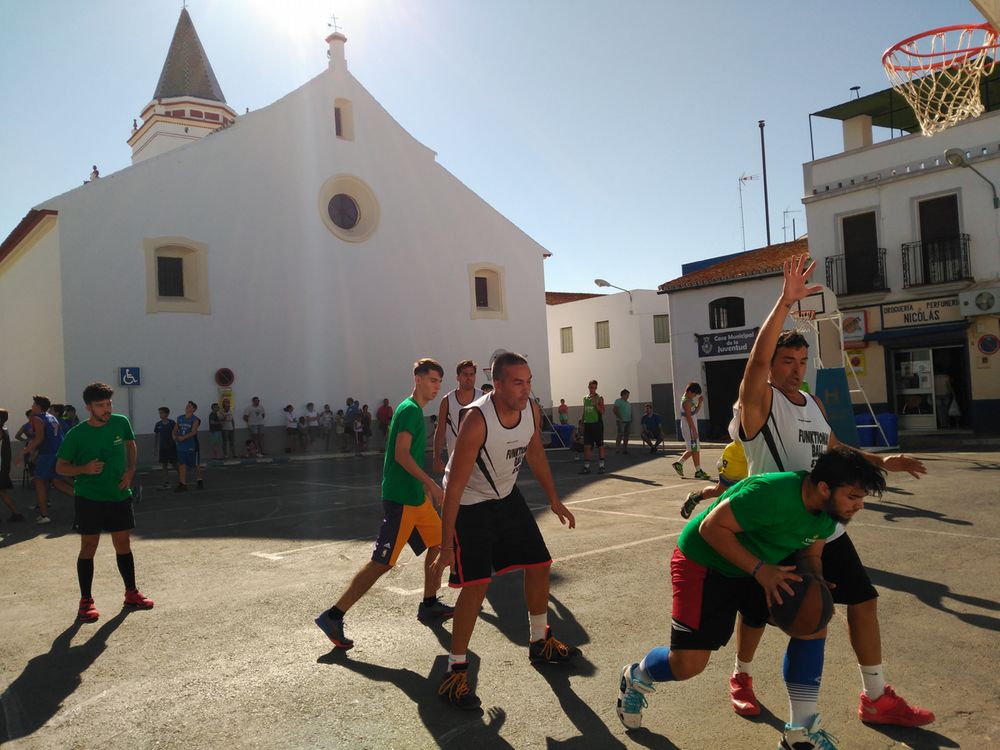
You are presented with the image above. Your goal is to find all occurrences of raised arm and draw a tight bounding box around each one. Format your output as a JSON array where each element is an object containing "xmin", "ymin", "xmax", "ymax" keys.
[{"xmin": 740, "ymin": 254, "xmax": 821, "ymax": 437}]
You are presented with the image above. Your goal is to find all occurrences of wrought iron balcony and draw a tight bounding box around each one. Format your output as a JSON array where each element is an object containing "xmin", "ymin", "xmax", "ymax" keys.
[
  {"xmin": 825, "ymin": 248, "xmax": 888, "ymax": 296},
  {"xmin": 901, "ymin": 234, "xmax": 972, "ymax": 287}
]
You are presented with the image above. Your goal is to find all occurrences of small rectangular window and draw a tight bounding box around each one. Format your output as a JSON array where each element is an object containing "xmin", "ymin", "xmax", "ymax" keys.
[
  {"xmin": 475, "ymin": 276, "xmax": 489, "ymax": 308},
  {"xmin": 205, "ymin": 112, "xmax": 220, "ymax": 121},
  {"xmin": 335, "ymin": 107, "xmax": 343, "ymax": 137},
  {"xmin": 653, "ymin": 314, "xmax": 670, "ymax": 343},
  {"xmin": 157, "ymin": 256, "xmax": 184, "ymax": 297},
  {"xmin": 560, "ymin": 327, "xmax": 573, "ymax": 353},
  {"xmin": 596, "ymin": 320, "xmax": 610, "ymax": 349},
  {"xmin": 190, "ymin": 110, "xmax": 204, "ymax": 118}
]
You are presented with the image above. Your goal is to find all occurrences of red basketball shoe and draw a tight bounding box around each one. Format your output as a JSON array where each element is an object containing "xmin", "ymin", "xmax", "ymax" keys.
[
  {"xmin": 729, "ymin": 672, "xmax": 761, "ymax": 716},
  {"xmin": 858, "ymin": 684, "xmax": 934, "ymax": 726},
  {"xmin": 78, "ymin": 597, "xmax": 99, "ymax": 623},
  {"xmin": 123, "ymin": 589, "xmax": 155, "ymax": 610}
]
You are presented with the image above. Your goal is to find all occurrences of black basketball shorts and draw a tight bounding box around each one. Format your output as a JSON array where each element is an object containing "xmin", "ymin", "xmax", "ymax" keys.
[{"xmin": 821, "ymin": 532, "xmax": 878, "ymax": 605}]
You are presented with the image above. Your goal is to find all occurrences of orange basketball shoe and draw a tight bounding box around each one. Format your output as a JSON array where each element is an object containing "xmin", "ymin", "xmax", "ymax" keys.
[
  {"xmin": 858, "ymin": 684, "xmax": 934, "ymax": 726},
  {"xmin": 729, "ymin": 672, "xmax": 761, "ymax": 716}
]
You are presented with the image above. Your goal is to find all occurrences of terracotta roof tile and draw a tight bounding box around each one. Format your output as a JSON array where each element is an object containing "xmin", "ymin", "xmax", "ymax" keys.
[
  {"xmin": 658, "ymin": 237, "xmax": 809, "ymax": 293},
  {"xmin": 545, "ymin": 291, "xmax": 604, "ymax": 305}
]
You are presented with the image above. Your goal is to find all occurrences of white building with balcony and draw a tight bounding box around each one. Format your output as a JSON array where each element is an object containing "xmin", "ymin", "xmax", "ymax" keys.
[
  {"xmin": 545, "ymin": 290, "xmax": 674, "ymax": 434},
  {"xmin": 804, "ymin": 78, "xmax": 1000, "ymax": 435}
]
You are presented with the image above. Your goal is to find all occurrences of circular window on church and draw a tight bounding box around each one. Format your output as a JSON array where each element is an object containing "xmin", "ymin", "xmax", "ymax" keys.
[
  {"xmin": 328, "ymin": 194, "xmax": 359, "ymax": 230},
  {"xmin": 318, "ymin": 175, "xmax": 379, "ymax": 243}
]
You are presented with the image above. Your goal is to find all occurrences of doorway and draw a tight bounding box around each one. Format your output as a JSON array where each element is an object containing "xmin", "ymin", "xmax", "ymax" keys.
[
  {"xmin": 704, "ymin": 358, "xmax": 747, "ymax": 440},
  {"xmin": 892, "ymin": 345, "xmax": 967, "ymax": 430}
]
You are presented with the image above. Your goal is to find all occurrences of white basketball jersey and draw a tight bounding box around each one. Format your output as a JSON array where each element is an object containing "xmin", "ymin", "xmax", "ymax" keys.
[
  {"xmin": 740, "ymin": 384, "xmax": 845, "ymax": 542},
  {"xmin": 444, "ymin": 392, "xmax": 535, "ymax": 506},
  {"xmin": 442, "ymin": 387, "xmax": 483, "ymax": 457}
]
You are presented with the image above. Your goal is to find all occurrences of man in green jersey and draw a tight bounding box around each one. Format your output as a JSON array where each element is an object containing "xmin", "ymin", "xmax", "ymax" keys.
[
  {"xmin": 55, "ymin": 382, "xmax": 154, "ymax": 623},
  {"xmin": 580, "ymin": 379, "xmax": 605, "ymax": 474},
  {"xmin": 315, "ymin": 358, "xmax": 454, "ymax": 650},
  {"xmin": 616, "ymin": 446, "xmax": 886, "ymax": 750}
]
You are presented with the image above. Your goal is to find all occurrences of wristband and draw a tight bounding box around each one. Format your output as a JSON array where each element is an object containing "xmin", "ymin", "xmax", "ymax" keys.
[{"xmin": 751, "ymin": 560, "xmax": 764, "ymax": 578}]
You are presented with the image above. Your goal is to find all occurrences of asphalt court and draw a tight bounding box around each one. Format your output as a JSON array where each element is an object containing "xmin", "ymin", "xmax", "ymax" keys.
[{"xmin": 2, "ymin": 447, "xmax": 999, "ymax": 749}]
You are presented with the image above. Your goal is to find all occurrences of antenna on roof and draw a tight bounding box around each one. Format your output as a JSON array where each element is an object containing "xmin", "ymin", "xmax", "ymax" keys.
[
  {"xmin": 850, "ymin": 85, "xmax": 861, "ymax": 99},
  {"xmin": 738, "ymin": 173, "xmax": 759, "ymax": 251}
]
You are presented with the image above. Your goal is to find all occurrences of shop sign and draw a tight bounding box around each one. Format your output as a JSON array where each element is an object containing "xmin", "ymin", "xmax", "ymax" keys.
[
  {"xmin": 842, "ymin": 310, "xmax": 867, "ymax": 342},
  {"xmin": 697, "ymin": 327, "xmax": 759, "ymax": 358},
  {"xmin": 880, "ymin": 296, "xmax": 961, "ymax": 329}
]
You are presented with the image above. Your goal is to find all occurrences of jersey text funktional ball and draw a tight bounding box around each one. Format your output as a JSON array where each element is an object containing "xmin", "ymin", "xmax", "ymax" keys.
[{"xmin": 768, "ymin": 570, "xmax": 834, "ymax": 637}]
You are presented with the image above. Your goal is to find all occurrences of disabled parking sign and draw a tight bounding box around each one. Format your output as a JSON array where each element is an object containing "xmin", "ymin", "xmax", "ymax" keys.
[{"xmin": 119, "ymin": 367, "xmax": 141, "ymax": 387}]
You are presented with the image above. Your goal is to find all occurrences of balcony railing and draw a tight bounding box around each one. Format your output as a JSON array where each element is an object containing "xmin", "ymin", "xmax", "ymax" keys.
[
  {"xmin": 825, "ymin": 248, "xmax": 888, "ymax": 296},
  {"xmin": 901, "ymin": 234, "xmax": 972, "ymax": 287}
]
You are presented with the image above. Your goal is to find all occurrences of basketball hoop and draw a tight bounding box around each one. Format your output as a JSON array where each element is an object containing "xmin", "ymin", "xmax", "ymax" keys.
[
  {"xmin": 883, "ymin": 23, "xmax": 999, "ymax": 136},
  {"xmin": 790, "ymin": 309, "xmax": 817, "ymax": 322}
]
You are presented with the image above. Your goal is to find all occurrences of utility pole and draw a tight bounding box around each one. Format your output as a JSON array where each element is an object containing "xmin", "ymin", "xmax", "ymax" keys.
[
  {"xmin": 759, "ymin": 120, "xmax": 771, "ymax": 246},
  {"xmin": 738, "ymin": 174, "xmax": 759, "ymax": 251}
]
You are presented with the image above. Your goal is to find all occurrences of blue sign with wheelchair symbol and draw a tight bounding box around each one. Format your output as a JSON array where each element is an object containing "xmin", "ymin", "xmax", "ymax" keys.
[{"xmin": 119, "ymin": 367, "xmax": 141, "ymax": 387}]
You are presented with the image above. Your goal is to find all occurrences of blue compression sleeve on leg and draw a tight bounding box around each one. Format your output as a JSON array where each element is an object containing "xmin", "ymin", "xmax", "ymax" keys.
[
  {"xmin": 784, "ymin": 637, "xmax": 826, "ymax": 726},
  {"xmin": 640, "ymin": 647, "xmax": 676, "ymax": 683}
]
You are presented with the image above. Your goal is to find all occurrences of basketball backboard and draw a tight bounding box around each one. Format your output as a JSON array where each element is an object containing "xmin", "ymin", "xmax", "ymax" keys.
[{"xmin": 972, "ymin": 0, "xmax": 1000, "ymax": 31}]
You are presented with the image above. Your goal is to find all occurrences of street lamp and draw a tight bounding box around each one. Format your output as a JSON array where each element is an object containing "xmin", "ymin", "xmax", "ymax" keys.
[
  {"xmin": 944, "ymin": 148, "xmax": 999, "ymax": 208},
  {"xmin": 594, "ymin": 278, "xmax": 633, "ymax": 314}
]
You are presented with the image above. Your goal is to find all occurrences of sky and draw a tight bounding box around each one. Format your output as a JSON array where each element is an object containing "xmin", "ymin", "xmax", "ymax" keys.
[{"xmin": 0, "ymin": 0, "xmax": 987, "ymax": 293}]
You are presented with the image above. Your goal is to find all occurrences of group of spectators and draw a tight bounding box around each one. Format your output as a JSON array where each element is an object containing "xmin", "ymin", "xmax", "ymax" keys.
[
  {"xmin": 279, "ymin": 398, "xmax": 396, "ymax": 456},
  {"xmin": 556, "ymin": 385, "xmax": 667, "ymax": 462}
]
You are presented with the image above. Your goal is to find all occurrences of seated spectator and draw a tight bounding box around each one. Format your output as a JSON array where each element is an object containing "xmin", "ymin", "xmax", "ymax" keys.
[{"xmin": 640, "ymin": 403, "xmax": 664, "ymax": 454}]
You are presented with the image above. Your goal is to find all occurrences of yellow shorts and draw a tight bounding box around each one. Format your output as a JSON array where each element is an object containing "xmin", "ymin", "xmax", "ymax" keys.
[{"xmin": 372, "ymin": 498, "xmax": 442, "ymax": 566}]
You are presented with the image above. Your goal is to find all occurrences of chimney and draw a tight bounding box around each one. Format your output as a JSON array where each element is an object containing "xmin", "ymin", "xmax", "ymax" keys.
[{"xmin": 326, "ymin": 32, "xmax": 347, "ymax": 70}]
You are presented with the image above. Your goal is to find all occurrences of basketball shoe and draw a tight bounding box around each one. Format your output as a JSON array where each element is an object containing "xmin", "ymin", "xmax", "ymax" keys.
[
  {"xmin": 437, "ymin": 663, "xmax": 481, "ymax": 710},
  {"xmin": 314, "ymin": 612, "xmax": 353, "ymax": 650},
  {"xmin": 78, "ymin": 597, "xmax": 99, "ymax": 623},
  {"xmin": 417, "ymin": 597, "xmax": 455, "ymax": 622},
  {"xmin": 858, "ymin": 684, "xmax": 934, "ymax": 726},
  {"xmin": 779, "ymin": 714, "xmax": 839, "ymax": 749},
  {"xmin": 694, "ymin": 469, "xmax": 711, "ymax": 481},
  {"xmin": 528, "ymin": 626, "xmax": 580, "ymax": 664},
  {"xmin": 616, "ymin": 663, "xmax": 655, "ymax": 730},
  {"xmin": 680, "ymin": 491, "xmax": 703, "ymax": 519},
  {"xmin": 729, "ymin": 672, "xmax": 761, "ymax": 716},
  {"xmin": 671, "ymin": 461, "xmax": 684, "ymax": 477},
  {"xmin": 123, "ymin": 589, "xmax": 154, "ymax": 609}
]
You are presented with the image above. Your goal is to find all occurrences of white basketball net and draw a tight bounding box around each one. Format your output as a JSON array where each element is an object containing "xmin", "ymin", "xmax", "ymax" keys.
[{"xmin": 883, "ymin": 24, "xmax": 999, "ymax": 136}]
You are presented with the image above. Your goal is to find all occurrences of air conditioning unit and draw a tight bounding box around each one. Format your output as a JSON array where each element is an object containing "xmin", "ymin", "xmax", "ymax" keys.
[{"xmin": 958, "ymin": 287, "xmax": 1000, "ymax": 315}]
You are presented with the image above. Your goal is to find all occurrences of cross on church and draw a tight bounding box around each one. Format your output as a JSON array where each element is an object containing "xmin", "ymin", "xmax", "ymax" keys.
[{"xmin": 328, "ymin": 13, "xmax": 342, "ymax": 34}]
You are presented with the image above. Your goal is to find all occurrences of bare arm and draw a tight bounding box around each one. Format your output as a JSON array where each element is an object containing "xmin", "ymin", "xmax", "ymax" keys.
[
  {"xmin": 525, "ymin": 401, "xmax": 575, "ymax": 528},
  {"xmin": 740, "ymin": 254, "xmax": 821, "ymax": 438},
  {"xmin": 432, "ymin": 397, "xmax": 449, "ymax": 474},
  {"xmin": 118, "ymin": 440, "xmax": 137, "ymax": 490},
  {"xmin": 435, "ymin": 409, "xmax": 487, "ymax": 576},
  {"xmin": 815, "ymin": 397, "xmax": 926, "ymax": 479},
  {"xmin": 24, "ymin": 416, "xmax": 44, "ymax": 454},
  {"xmin": 597, "ymin": 396, "xmax": 605, "ymax": 415},
  {"xmin": 699, "ymin": 500, "xmax": 801, "ymax": 606}
]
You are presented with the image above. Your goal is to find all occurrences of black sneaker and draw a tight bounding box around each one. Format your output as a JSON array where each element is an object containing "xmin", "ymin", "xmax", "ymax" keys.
[
  {"xmin": 314, "ymin": 612, "xmax": 354, "ymax": 650},
  {"xmin": 196, "ymin": 479, "xmax": 204, "ymax": 489},
  {"xmin": 529, "ymin": 626, "xmax": 581, "ymax": 664},
  {"xmin": 8, "ymin": 513, "xmax": 25, "ymax": 522},
  {"xmin": 438, "ymin": 663, "xmax": 482, "ymax": 710},
  {"xmin": 174, "ymin": 483, "xmax": 187, "ymax": 493},
  {"xmin": 417, "ymin": 597, "xmax": 455, "ymax": 622},
  {"xmin": 680, "ymin": 491, "xmax": 703, "ymax": 519}
]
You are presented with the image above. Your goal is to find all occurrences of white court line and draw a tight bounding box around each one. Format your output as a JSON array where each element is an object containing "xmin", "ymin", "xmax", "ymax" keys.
[
  {"xmin": 289, "ymin": 480, "xmax": 378, "ymax": 491},
  {"xmin": 250, "ymin": 535, "xmax": 370, "ymax": 560},
  {"xmin": 569, "ymin": 507, "xmax": 676, "ymax": 521},
  {"xmin": 564, "ymin": 483, "xmax": 688, "ymax": 506}
]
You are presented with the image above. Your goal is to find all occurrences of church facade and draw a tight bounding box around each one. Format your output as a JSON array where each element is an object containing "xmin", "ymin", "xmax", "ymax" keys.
[{"xmin": 0, "ymin": 10, "xmax": 551, "ymax": 435}]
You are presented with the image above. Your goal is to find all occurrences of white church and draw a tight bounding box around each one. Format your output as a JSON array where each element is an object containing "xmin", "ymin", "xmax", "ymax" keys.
[{"xmin": 0, "ymin": 9, "xmax": 551, "ymax": 438}]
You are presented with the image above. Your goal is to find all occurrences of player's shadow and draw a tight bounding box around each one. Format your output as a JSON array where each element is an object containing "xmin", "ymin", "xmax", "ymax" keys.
[
  {"xmin": 593, "ymin": 473, "xmax": 662, "ymax": 487},
  {"xmin": 479, "ymin": 572, "xmax": 589, "ymax": 654},
  {"xmin": 0, "ymin": 609, "xmax": 131, "ymax": 743},
  {"xmin": 537, "ymin": 654, "xmax": 628, "ymax": 750},
  {"xmin": 863, "ymin": 499, "xmax": 971, "ymax": 526},
  {"xmin": 867, "ymin": 567, "xmax": 1000, "ymax": 632},
  {"xmin": 318, "ymin": 651, "xmax": 514, "ymax": 748},
  {"xmin": 864, "ymin": 725, "xmax": 960, "ymax": 749}
]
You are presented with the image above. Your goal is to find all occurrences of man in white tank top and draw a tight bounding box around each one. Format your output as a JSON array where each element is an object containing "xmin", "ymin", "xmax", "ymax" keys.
[
  {"xmin": 434, "ymin": 352, "xmax": 579, "ymax": 709},
  {"xmin": 732, "ymin": 254, "xmax": 933, "ymax": 743},
  {"xmin": 432, "ymin": 359, "xmax": 482, "ymax": 474}
]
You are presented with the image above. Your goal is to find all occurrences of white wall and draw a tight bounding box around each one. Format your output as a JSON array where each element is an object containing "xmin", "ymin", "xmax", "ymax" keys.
[
  {"xmin": 24, "ymin": 55, "xmax": 549, "ymax": 434},
  {"xmin": 0, "ymin": 217, "xmax": 67, "ymax": 412},
  {"xmin": 546, "ymin": 290, "xmax": 671, "ymax": 408}
]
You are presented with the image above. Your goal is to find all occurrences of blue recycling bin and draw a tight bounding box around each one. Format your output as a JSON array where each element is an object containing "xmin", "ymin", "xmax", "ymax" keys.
[
  {"xmin": 551, "ymin": 423, "xmax": 574, "ymax": 448},
  {"xmin": 854, "ymin": 414, "xmax": 877, "ymax": 447},
  {"xmin": 876, "ymin": 412, "xmax": 898, "ymax": 447}
]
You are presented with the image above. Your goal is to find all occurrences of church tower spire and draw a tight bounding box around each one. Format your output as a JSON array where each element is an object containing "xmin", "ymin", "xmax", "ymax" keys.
[{"xmin": 128, "ymin": 8, "xmax": 237, "ymax": 164}]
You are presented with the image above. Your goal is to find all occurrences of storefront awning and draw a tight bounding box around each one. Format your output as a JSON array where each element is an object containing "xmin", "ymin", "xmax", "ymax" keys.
[{"xmin": 865, "ymin": 320, "xmax": 969, "ymax": 345}]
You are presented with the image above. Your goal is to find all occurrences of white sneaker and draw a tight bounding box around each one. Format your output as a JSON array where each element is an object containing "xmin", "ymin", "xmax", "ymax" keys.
[
  {"xmin": 779, "ymin": 714, "xmax": 839, "ymax": 750},
  {"xmin": 36, "ymin": 515, "xmax": 52, "ymax": 525},
  {"xmin": 616, "ymin": 663, "xmax": 654, "ymax": 730}
]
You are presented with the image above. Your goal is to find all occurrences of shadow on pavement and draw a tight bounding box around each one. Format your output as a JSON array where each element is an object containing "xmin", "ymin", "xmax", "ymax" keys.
[
  {"xmin": 866, "ymin": 724, "xmax": 961, "ymax": 749},
  {"xmin": 536, "ymin": 654, "xmax": 626, "ymax": 749},
  {"xmin": 868, "ymin": 567, "xmax": 1000, "ymax": 632},
  {"xmin": 479, "ymin": 574, "xmax": 587, "ymax": 653},
  {"xmin": 0, "ymin": 608, "xmax": 132, "ymax": 743},
  {"xmin": 863, "ymin": 499, "xmax": 972, "ymax": 526},
  {"xmin": 318, "ymin": 651, "xmax": 514, "ymax": 748}
]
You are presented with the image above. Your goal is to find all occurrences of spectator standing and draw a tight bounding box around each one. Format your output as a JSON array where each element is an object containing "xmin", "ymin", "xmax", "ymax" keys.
[
  {"xmin": 14, "ymin": 411, "xmax": 34, "ymax": 443},
  {"xmin": 376, "ymin": 398, "xmax": 393, "ymax": 452},
  {"xmin": 22, "ymin": 395, "xmax": 73, "ymax": 523},
  {"xmin": 640, "ymin": 404, "xmax": 664, "ymax": 454},
  {"xmin": 219, "ymin": 399, "xmax": 236, "ymax": 459},
  {"xmin": 173, "ymin": 401, "xmax": 202, "ymax": 492},
  {"xmin": 207, "ymin": 403, "xmax": 223, "ymax": 459},
  {"xmin": 361, "ymin": 405, "xmax": 372, "ymax": 452},
  {"xmin": 613, "ymin": 389, "xmax": 633, "ymax": 455},
  {"xmin": 305, "ymin": 402, "xmax": 320, "ymax": 449},
  {"xmin": 0, "ymin": 409, "xmax": 25, "ymax": 521},
  {"xmin": 55, "ymin": 381, "xmax": 153, "ymax": 622},
  {"xmin": 153, "ymin": 407, "xmax": 178, "ymax": 490},
  {"xmin": 320, "ymin": 405, "xmax": 335, "ymax": 451},
  {"xmin": 580, "ymin": 380, "xmax": 606, "ymax": 474},
  {"xmin": 558, "ymin": 399, "xmax": 569, "ymax": 425},
  {"xmin": 63, "ymin": 405, "xmax": 81, "ymax": 429},
  {"xmin": 284, "ymin": 405, "xmax": 299, "ymax": 453},
  {"xmin": 353, "ymin": 412, "xmax": 364, "ymax": 455},
  {"xmin": 243, "ymin": 397, "xmax": 266, "ymax": 456},
  {"xmin": 335, "ymin": 410, "xmax": 348, "ymax": 452}
]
